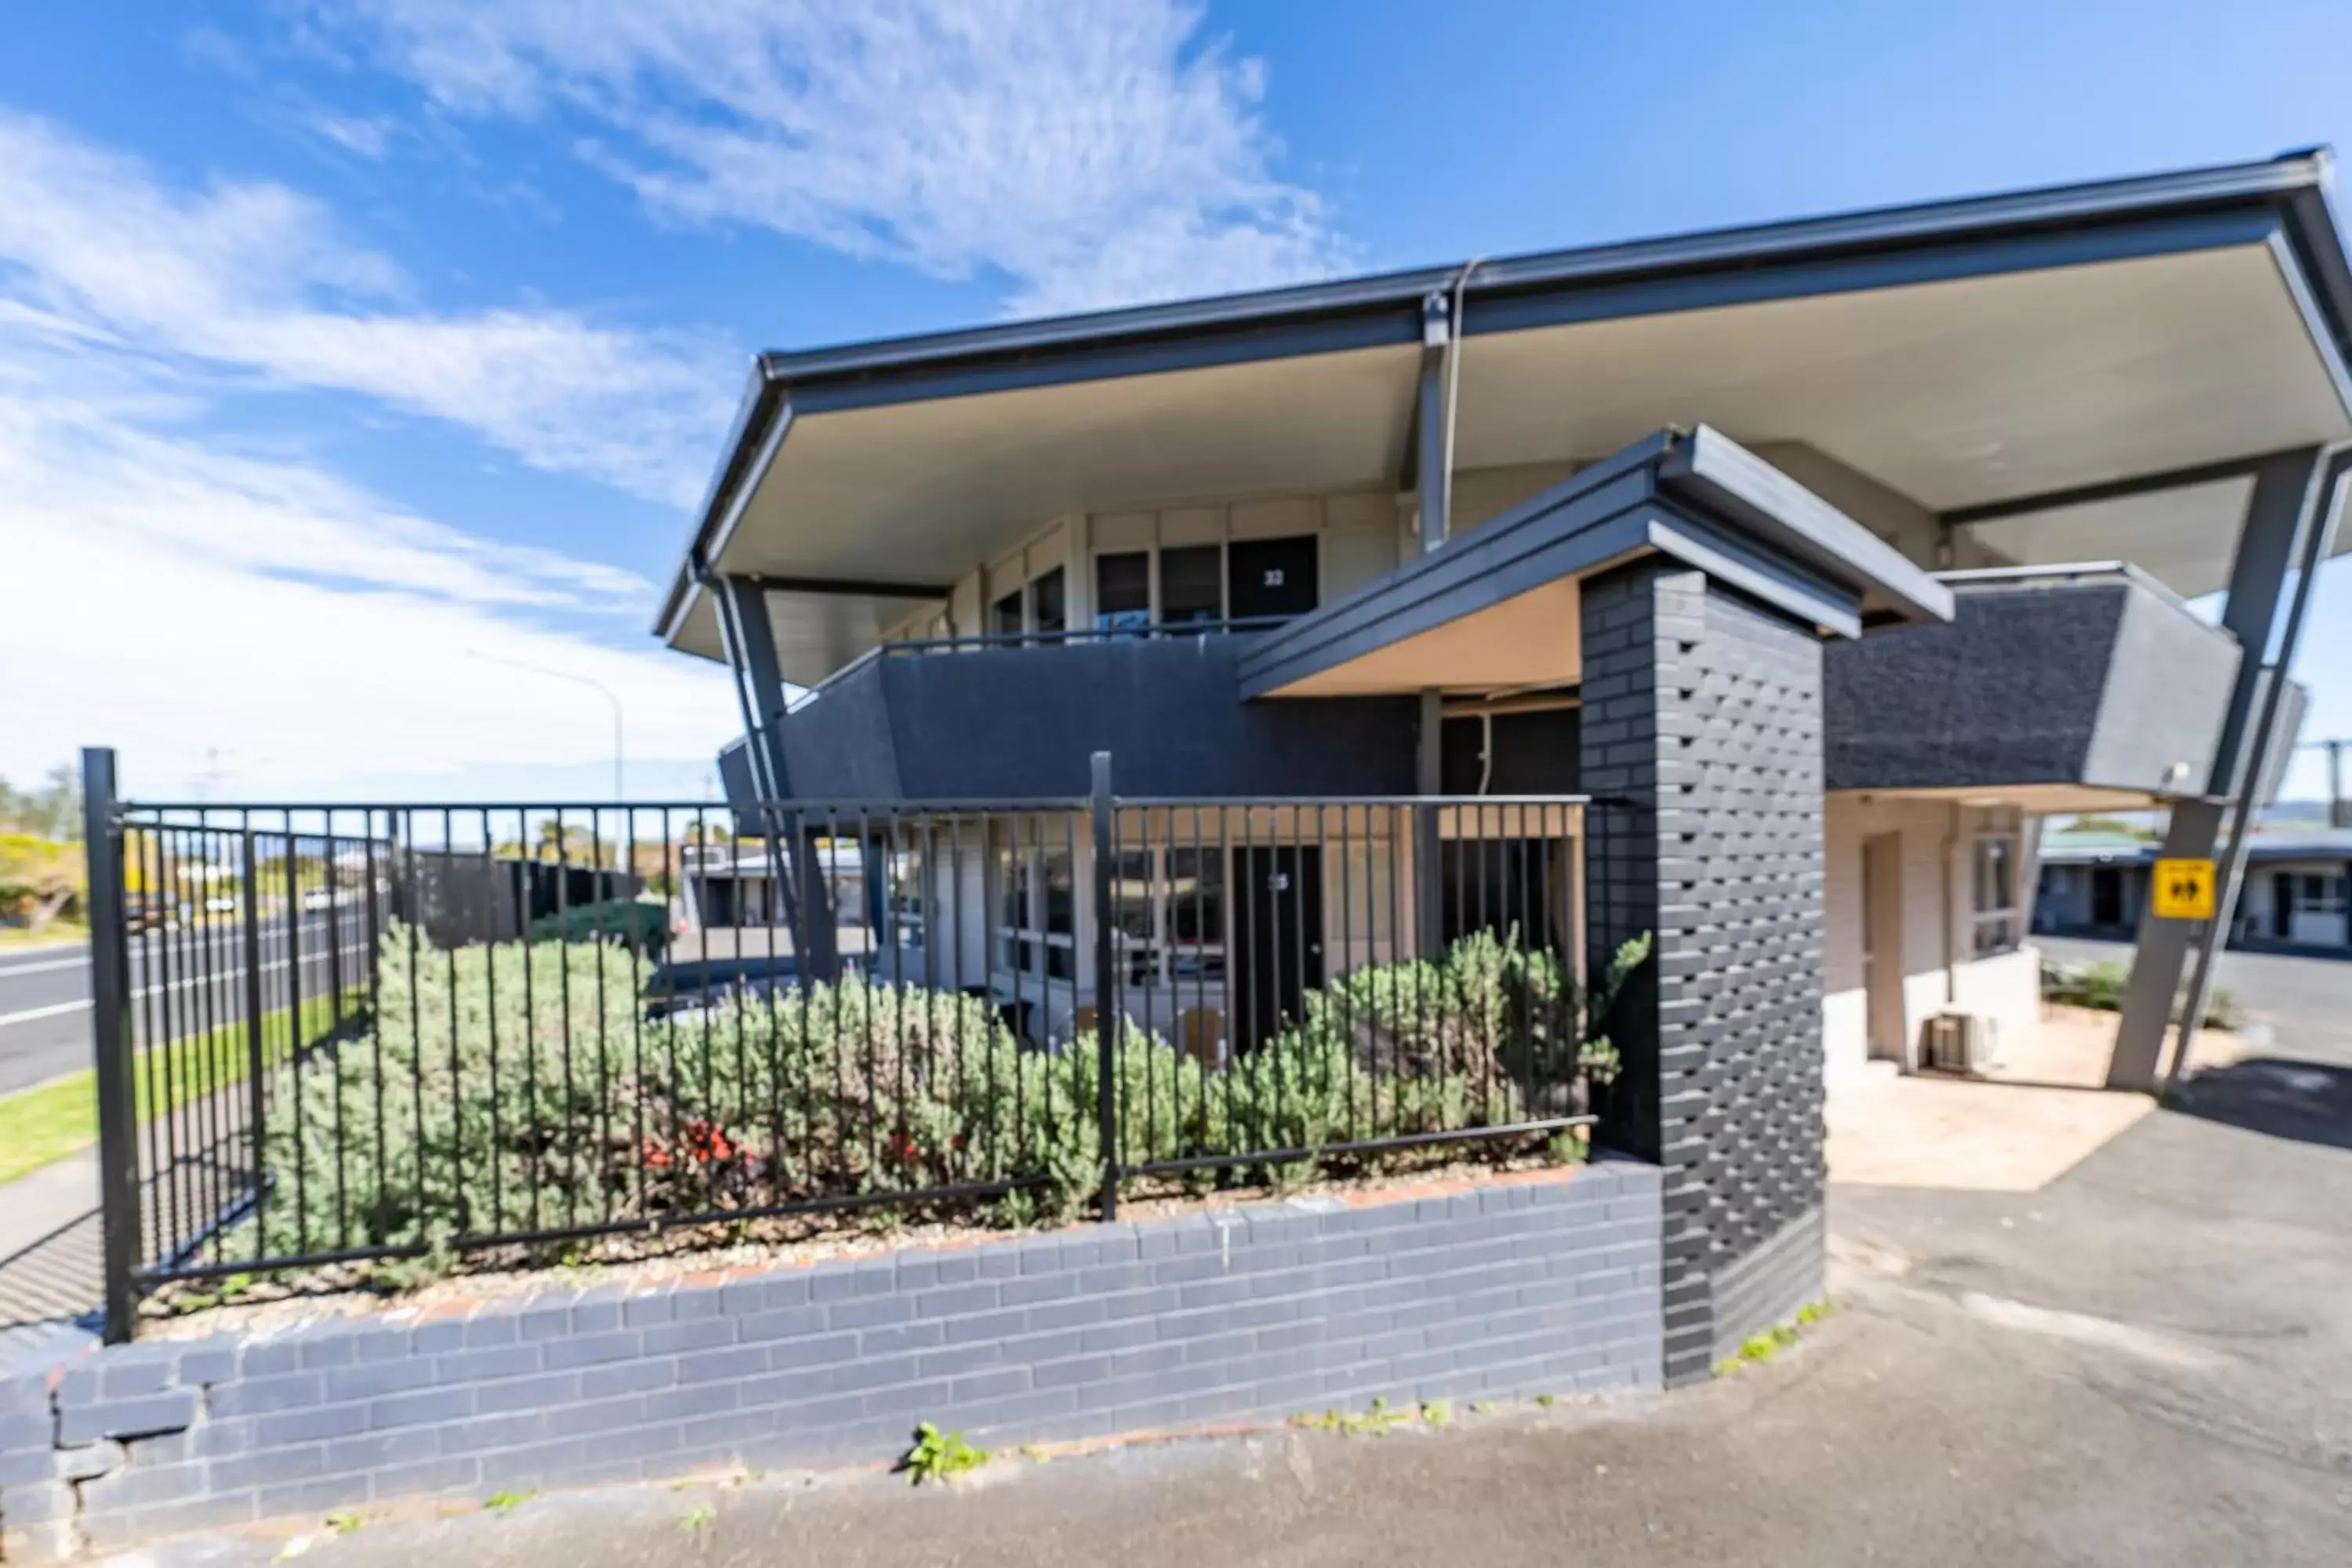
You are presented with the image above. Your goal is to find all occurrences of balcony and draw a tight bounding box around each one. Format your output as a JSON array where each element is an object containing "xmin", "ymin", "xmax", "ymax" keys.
[
  {"xmin": 764, "ymin": 625, "xmax": 1421, "ymax": 801},
  {"xmin": 1824, "ymin": 563, "xmax": 2243, "ymax": 803}
]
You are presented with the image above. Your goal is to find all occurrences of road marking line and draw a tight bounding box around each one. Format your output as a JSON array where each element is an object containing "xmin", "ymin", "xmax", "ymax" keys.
[
  {"xmin": 0, "ymin": 998, "xmax": 91, "ymax": 1028},
  {"xmin": 0, "ymin": 956, "xmax": 92, "ymax": 978},
  {"xmin": 0, "ymin": 945, "xmax": 372, "ymax": 1031}
]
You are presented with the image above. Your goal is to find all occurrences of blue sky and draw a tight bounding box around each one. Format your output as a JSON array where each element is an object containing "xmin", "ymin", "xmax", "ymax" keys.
[{"xmin": 2, "ymin": 0, "xmax": 2350, "ymax": 801}]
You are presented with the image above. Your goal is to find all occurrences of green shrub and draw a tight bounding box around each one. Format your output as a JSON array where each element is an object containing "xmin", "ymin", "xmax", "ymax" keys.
[
  {"xmin": 244, "ymin": 922, "xmax": 1646, "ymax": 1272},
  {"xmin": 2040, "ymin": 955, "xmax": 2241, "ymax": 1028}
]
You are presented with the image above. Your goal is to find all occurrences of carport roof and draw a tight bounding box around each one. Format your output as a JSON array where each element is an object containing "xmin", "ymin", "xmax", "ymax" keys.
[{"xmin": 658, "ymin": 149, "xmax": 2352, "ymax": 666}]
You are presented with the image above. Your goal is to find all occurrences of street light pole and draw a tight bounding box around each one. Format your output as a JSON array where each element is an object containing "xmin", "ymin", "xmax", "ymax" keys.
[
  {"xmin": 466, "ymin": 650, "xmax": 626, "ymax": 800},
  {"xmin": 2292, "ymin": 737, "xmax": 2350, "ymax": 829}
]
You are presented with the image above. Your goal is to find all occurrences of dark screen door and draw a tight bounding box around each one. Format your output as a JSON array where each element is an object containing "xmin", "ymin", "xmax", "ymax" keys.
[
  {"xmin": 2091, "ymin": 868, "xmax": 2123, "ymax": 927},
  {"xmin": 1226, "ymin": 535, "xmax": 1320, "ymax": 622},
  {"xmin": 1231, "ymin": 844, "xmax": 1323, "ymax": 1053}
]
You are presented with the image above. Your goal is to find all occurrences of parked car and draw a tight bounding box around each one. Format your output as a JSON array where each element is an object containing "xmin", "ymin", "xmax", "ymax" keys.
[{"xmin": 301, "ymin": 888, "xmax": 336, "ymax": 913}]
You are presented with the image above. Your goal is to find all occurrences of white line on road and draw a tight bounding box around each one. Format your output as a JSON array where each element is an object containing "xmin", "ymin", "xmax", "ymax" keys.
[
  {"xmin": 0, "ymin": 998, "xmax": 93, "ymax": 1028},
  {"xmin": 0, "ymin": 956, "xmax": 91, "ymax": 979},
  {"xmin": 0, "ymin": 944, "xmax": 373, "ymax": 1031}
]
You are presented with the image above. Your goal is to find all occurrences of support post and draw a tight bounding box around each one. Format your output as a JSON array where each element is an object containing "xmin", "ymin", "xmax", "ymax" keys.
[
  {"xmin": 1415, "ymin": 293, "xmax": 1450, "ymax": 554},
  {"xmin": 1090, "ymin": 751, "xmax": 1119, "ymax": 1221},
  {"xmin": 1416, "ymin": 690, "xmax": 1445, "ymax": 956},
  {"xmin": 2165, "ymin": 453, "xmax": 2350, "ymax": 1092},
  {"xmin": 1578, "ymin": 563, "xmax": 1828, "ymax": 1385},
  {"xmin": 713, "ymin": 572, "xmax": 822, "ymax": 970},
  {"xmin": 241, "ymin": 827, "xmax": 267, "ymax": 1204},
  {"xmin": 2111, "ymin": 448, "xmax": 2322, "ymax": 1090},
  {"xmin": 83, "ymin": 747, "xmax": 141, "ymax": 1344}
]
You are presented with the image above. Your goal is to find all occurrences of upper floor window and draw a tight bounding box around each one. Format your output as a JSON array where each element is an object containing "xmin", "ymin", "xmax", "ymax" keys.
[
  {"xmin": 1082, "ymin": 537, "xmax": 1320, "ymax": 635},
  {"xmin": 1030, "ymin": 566, "xmax": 1066, "ymax": 637},
  {"xmin": 1162, "ymin": 544, "xmax": 1223, "ymax": 626},
  {"xmin": 1095, "ymin": 552, "xmax": 1152, "ymax": 634}
]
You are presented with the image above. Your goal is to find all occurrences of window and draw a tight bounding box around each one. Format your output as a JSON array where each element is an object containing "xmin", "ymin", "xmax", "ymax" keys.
[
  {"xmin": 991, "ymin": 589, "xmax": 1024, "ymax": 639},
  {"xmin": 992, "ymin": 819, "xmax": 1076, "ymax": 980},
  {"xmin": 1105, "ymin": 842, "xmax": 1226, "ymax": 984},
  {"xmin": 1159, "ymin": 545, "xmax": 1222, "ymax": 626},
  {"xmin": 1031, "ymin": 566, "xmax": 1066, "ymax": 639},
  {"xmin": 1094, "ymin": 552, "xmax": 1152, "ymax": 635},
  {"xmin": 1972, "ymin": 834, "xmax": 2020, "ymax": 955},
  {"xmin": 2293, "ymin": 872, "xmax": 2349, "ymax": 914}
]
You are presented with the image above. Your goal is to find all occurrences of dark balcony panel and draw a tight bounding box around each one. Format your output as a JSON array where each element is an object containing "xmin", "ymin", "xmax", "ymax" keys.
[
  {"xmin": 1824, "ymin": 568, "xmax": 2241, "ymax": 798},
  {"xmin": 775, "ymin": 635, "xmax": 1418, "ymax": 801},
  {"xmin": 777, "ymin": 653, "xmax": 903, "ymax": 798}
]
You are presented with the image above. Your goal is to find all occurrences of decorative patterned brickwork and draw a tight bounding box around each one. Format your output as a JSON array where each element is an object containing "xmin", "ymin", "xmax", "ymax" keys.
[
  {"xmin": 1580, "ymin": 560, "xmax": 1828, "ymax": 1386},
  {"xmin": 0, "ymin": 1167, "xmax": 1660, "ymax": 1560}
]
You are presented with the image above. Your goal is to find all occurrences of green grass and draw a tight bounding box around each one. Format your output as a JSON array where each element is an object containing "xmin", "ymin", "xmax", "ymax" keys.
[
  {"xmin": 0, "ymin": 989, "xmax": 361, "ymax": 1187},
  {"xmin": 0, "ymin": 920, "xmax": 85, "ymax": 951}
]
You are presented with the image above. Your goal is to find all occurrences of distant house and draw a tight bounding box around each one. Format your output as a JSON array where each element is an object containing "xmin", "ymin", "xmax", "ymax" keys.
[{"xmin": 2037, "ymin": 828, "xmax": 2352, "ymax": 954}]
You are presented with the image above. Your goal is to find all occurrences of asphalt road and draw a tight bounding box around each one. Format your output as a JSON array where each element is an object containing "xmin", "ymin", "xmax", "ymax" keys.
[
  {"xmin": 0, "ymin": 909, "xmax": 372, "ymax": 1096},
  {"xmin": 2040, "ymin": 933, "xmax": 2352, "ymax": 1056}
]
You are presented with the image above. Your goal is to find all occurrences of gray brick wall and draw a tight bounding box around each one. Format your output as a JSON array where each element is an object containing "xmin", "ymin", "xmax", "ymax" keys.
[
  {"xmin": 1709, "ymin": 1207, "xmax": 1825, "ymax": 1367},
  {"xmin": 1581, "ymin": 560, "xmax": 1828, "ymax": 1387},
  {"xmin": 0, "ymin": 1164, "xmax": 1659, "ymax": 1559}
]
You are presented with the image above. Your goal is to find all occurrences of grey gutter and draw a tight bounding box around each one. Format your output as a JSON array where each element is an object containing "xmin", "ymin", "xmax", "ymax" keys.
[
  {"xmin": 754, "ymin": 151, "xmax": 2342, "ymax": 388},
  {"xmin": 658, "ymin": 148, "xmax": 2352, "ymax": 648}
]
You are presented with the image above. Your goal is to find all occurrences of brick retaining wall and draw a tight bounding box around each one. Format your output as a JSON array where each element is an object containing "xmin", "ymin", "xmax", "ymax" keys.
[{"xmin": 0, "ymin": 1162, "xmax": 1660, "ymax": 1559}]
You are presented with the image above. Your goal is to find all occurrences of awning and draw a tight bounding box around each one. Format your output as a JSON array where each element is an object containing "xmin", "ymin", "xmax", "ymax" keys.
[{"xmin": 660, "ymin": 151, "xmax": 2352, "ymax": 670}]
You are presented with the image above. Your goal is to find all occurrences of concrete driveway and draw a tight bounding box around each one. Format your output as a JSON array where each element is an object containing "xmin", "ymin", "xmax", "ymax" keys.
[{"xmin": 144, "ymin": 1000, "xmax": 2352, "ymax": 1568}]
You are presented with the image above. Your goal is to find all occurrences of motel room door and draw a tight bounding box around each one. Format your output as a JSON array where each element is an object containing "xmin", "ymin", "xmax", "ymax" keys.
[{"xmin": 1232, "ymin": 844, "xmax": 1323, "ymax": 1053}]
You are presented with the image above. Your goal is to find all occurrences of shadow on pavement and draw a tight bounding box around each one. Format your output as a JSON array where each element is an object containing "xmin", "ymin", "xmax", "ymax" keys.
[{"xmin": 2172, "ymin": 1057, "xmax": 2352, "ymax": 1151}]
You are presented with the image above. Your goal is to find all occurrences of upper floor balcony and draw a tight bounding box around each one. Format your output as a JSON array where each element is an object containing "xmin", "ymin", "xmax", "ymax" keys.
[
  {"xmin": 744, "ymin": 620, "xmax": 1423, "ymax": 803},
  {"xmin": 1823, "ymin": 562, "xmax": 2252, "ymax": 807}
]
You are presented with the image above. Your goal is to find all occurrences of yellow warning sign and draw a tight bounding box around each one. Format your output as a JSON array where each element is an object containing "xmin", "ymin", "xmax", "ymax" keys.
[{"xmin": 2152, "ymin": 858, "xmax": 2216, "ymax": 920}]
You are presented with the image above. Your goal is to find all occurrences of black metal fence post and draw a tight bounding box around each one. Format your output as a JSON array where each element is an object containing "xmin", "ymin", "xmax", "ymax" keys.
[
  {"xmin": 82, "ymin": 747, "xmax": 141, "ymax": 1342},
  {"xmin": 1090, "ymin": 751, "xmax": 1119, "ymax": 1222},
  {"xmin": 240, "ymin": 826, "xmax": 267, "ymax": 1210}
]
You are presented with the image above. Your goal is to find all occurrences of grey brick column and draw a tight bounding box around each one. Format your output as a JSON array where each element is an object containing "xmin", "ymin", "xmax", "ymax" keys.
[{"xmin": 1580, "ymin": 559, "xmax": 1828, "ymax": 1385}]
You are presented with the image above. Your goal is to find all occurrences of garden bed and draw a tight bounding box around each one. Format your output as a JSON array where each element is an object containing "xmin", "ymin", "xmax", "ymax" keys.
[{"xmin": 144, "ymin": 923, "xmax": 1644, "ymax": 1316}]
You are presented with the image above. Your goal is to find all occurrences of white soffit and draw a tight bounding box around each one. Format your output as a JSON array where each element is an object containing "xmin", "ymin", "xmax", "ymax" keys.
[
  {"xmin": 1267, "ymin": 577, "xmax": 1584, "ymax": 698},
  {"xmin": 673, "ymin": 591, "xmax": 724, "ymax": 662},
  {"xmin": 1455, "ymin": 243, "xmax": 2349, "ymax": 507},
  {"xmin": 1957, "ymin": 478, "xmax": 2256, "ymax": 600},
  {"xmin": 765, "ymin": 586, "xmax": 943, "ymax": 688},
  {"xmin": 702, "ymin": 239, "xmax": 2350, "ymax": 646},
  {"xmin": 720, "ymin": 343, "xmax": 1420, "ymax": 583}
]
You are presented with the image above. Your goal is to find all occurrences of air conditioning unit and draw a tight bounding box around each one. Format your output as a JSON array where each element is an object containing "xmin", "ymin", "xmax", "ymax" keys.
[{"xmin": 1922, "ymin": 1011, "xmax": 1998, "ymax": 1076}]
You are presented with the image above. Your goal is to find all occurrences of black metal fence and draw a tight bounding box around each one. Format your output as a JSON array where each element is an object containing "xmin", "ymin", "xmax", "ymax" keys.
[{"xmin": 83, "ymin": 748, "xmax": 1640, "ymax": 1339}]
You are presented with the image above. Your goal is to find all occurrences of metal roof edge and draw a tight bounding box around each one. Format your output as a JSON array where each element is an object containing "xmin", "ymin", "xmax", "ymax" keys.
[
  {"xmin": 657, "ymin": 150, "xmax": 2341, "ymax": 653},
  {"xmin": 1660, "ymin": 426, "xmax": 1956, "ymax": 626},
  {"xmin": 754, "ymin": 152, "xmax": 2334, "ymax": 390}
]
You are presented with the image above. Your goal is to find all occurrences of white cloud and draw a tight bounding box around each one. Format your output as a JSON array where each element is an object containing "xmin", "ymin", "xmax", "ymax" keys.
[
  {"xmin": 0, "ymin": 333, "xmax": 739, "ymax": 798},
  {"xmin": 321, "ymin": 0, "xmax": 1350, "ymax": 315},
  {"xmin": 0, "ymin": 117, "xmax": 739, "ymax": 799},
  {"xmin": 0, "ymin": 111, "xmax": 730, "ymax": 506},
  {"xmin": 0, "ymin": 503, "xmax": 738, "ymax": 800}
]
